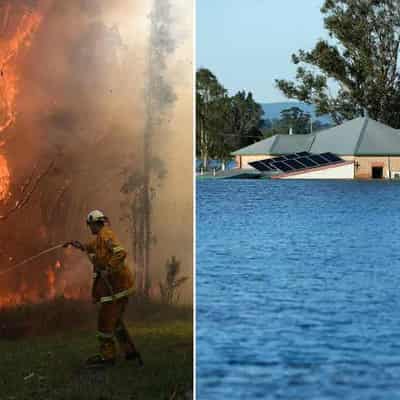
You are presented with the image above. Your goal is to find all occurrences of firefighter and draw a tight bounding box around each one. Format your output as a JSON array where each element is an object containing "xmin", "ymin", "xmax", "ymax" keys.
[{"xmin": 64, "ymin": 210, "xmax": 143, "ymax": 368}]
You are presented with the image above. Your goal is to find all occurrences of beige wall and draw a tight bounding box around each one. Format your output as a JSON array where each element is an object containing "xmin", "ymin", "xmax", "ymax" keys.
[
  {"xmin": 282, "ymin": 162, "xmax": 354, "ymax": 179},
  {"xmin": 352, "ymin": 156, "xmax": 400, "ymax": 179},
  {"xmin": 239, "ymin": 154, "xmax": 400, "ymax": 179}
]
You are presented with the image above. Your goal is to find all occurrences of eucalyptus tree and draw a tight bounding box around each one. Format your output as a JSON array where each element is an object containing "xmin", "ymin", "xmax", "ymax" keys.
[{"xmin": 276, "ymin": 0, "xmax": 400, "ymax": 128}]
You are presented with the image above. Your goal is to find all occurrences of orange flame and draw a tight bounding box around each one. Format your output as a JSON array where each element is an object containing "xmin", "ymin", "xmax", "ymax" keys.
[
  {"xmin": 0, "ymin": 6, "xmax": 43, "ymax": 204},
  {"xmin": 46, "ymin": 266, "xmax": 56, "ymax": 298},
  {"xmin": 0, "ymin": 9, "xmax": 43, "ymax": 135},
  {"xmin": 0, "ymin": 260, "xmax": 90, "ymax": 309},
  {"xmin": 0, "ymin": 154, "xmax": 10, "ymax": 201}
]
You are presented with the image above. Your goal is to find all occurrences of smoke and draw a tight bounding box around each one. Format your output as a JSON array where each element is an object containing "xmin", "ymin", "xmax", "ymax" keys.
[
  {"xmin": 146, "ymin": 0, "xmax": 193, "ymax": 301},
  {"xmin": 0, "ymin": 0, "xmax": 193, "ymax": 306}
]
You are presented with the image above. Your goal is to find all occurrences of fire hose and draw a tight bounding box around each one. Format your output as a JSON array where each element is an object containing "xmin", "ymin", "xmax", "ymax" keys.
[
  {"xmin": 0, "ymin": 243, "xmax": 65, "ymax": 277},
  {"xmin": 0, "ymin": 242, "xmax": 116, "ymax": 302}
]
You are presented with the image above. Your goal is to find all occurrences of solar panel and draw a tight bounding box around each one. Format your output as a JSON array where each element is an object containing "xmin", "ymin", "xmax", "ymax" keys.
[
  {"xmin": 309, "ymin": 154, "xmax": 329, "ymax": 165},
  {"xmin": 250, "ymin": 160, "xmax": 278, "ymax": 171},
  {"xmin": 264, "ymin": 161, "xmax": 278, "ymax": 170},
  {"xmin": 249, "ymin": 161, "xmax": 270, "ymax": 171},
  {"xmin": 320, "ymin": 152, "xmax": 342, "ymax": 162},
  {"xmin": 273, "ymin": 161, "xmax": 294, "ymax": 172},
  {"xmin": 261, "ymin": 159, "xmax": 276, "ymax": 167},
  {"xmin": 259, "ymin": 161, "xmax": 276, "ymax": 171},
  {"xmin": 284, "ymin": 154, "xmax": 298, "ymax": 159},
  {"xmin": 248, "ymin": 152, "xmax": 344, "ymax": 174},
  {"xmin": 296, "ymin": 157, "xmax": 318, "ymax": 167},
  {"xmin": 256, "ymin": 162, "xmax": 272, "ymax": 171},
  {"xmin": 284, "ymin": 159, "xmax": 308, "ymax": 170}
]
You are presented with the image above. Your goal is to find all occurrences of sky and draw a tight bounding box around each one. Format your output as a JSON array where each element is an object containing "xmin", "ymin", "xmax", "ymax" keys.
[{"xmin": 197, "ymin": 0, "xmax": 328, "ymax": 103}]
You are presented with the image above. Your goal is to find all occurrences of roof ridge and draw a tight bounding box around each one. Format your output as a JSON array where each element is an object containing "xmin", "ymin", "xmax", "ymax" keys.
[
  {"xmin": 308, "ymin": 133, "xmax": 317, "ymax": 152},
  {"xmin": 270, "ymin": 134, "xmax": 280, "ymax": 154},
  {"xmin": 354, "ymin": 117, "xmax": 369, "ymax": 155}
]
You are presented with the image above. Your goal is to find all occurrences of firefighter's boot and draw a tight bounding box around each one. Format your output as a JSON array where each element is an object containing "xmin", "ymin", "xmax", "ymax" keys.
[
  {"xmin": 125, "ymin": 351, "xmax": 144, "ymax": 367},
  {"xmin": 95, "ymin": 332, "xmax": 117, "ymax": 366},
  {"xmin": 115, "ymin": 321, "xmax": 143, "ymax": 367},
  {"xmin": 85, "ymin": 354, "xmax": 115, "ymax": 369}
]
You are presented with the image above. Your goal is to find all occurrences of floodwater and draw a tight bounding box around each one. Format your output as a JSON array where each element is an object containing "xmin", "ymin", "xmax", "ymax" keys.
[{"xmin": 196, "ymin": 179, "xmax": 400, "ymax": 400}]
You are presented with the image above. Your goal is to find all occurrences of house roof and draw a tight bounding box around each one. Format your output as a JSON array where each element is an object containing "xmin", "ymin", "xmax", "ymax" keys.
[
  {"xmin": 356, "ymin": 118, "xmax": 400, "ymax": 155},
  {"xmin": 233, "ymin": 117, "xmax": 400, "ymax": 156},
  {"xmin": 271, "ymin": 134, "xmax": 316, "ymax": 155},
  {"xmin": 231, "ymin": 134, "xmax": 315, "ymax": 156},
  {"xmin": 310, "ymin": 117, "xmax": 365, "ymax": 155}
]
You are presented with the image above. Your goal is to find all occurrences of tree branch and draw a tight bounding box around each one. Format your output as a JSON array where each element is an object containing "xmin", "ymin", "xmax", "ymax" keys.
[{"xmin": 0, "ymin": 160, "xmax": 55, "ymax": 221}]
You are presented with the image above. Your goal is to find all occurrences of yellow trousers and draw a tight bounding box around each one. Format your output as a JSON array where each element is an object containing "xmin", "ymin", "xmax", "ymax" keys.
[{"xmin": 96, "ymin": 297, "xmax": 137, "ymax": 360}]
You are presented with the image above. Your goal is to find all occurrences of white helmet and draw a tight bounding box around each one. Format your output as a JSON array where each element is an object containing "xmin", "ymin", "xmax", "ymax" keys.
[{"xmin": 86, "ymin": 210, "xmax": 107, "ymax": 225}]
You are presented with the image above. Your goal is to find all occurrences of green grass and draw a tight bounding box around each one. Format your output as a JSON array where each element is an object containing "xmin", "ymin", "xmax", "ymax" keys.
[{"xmin": 0, "ymin": 299, "xmax": 193, "ymax": 400}]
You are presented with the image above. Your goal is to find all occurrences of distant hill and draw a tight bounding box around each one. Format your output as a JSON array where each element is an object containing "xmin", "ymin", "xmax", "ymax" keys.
[{"xmin": 261, "ymin": 102, "xmax": 332, "ymax": 124}]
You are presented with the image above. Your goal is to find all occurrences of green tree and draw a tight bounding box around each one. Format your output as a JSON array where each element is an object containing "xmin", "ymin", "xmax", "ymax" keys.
[
  {"xmin": 196, "ymin": 68, "xmax": 228, "ymax": 169},
  {"xmin": 276, "ymin": 0, "xmax": 400, "ymax": 128},
  {"xmin": 226, "ymin": 91, "xmax": 264, "ymax": 148},
  {"xmin": 196, "ymin": 69, "xmax": 265, "ymax": 167},
  {"xmin": 262, "ymin": 108, "xmax": 331, "ymax": 137},
  {"xmin": 279, "ymin": 106, "xmax": 311, "ymax": 134}
]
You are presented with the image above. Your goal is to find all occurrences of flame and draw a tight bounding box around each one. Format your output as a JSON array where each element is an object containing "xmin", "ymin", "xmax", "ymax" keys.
[
  {"xmin": 46, "ymin": 266, "xmax": 56, "ymax": 298},
  {"xmin": 0, "ymin": 154, "xmax": 10, "ymax": 201},
  {"xmin": 0, "ymin": 5, "xmax": 92, "ymax": 310},
  {"xmin": 0, "ymin": 5, "xmax": 44, "ymax": 206},
  {"xmin": 0, "ymin": 9, "xmax": 43, "ymax": 135},
  {"xmin": 0, "ymin": 260, "xmax": 90, "ymax": 309}
]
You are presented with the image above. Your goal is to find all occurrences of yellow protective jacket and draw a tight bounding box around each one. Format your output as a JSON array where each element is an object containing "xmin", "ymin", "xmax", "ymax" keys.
[{"xmin": 85, "ymin": 226, "xmax": 134, "ymax": 303}]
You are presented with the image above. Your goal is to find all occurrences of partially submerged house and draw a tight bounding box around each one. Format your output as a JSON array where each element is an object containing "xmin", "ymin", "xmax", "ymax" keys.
[{"xmin": 232, "ymin": 117, "xmax": 400, "ymax": 179}]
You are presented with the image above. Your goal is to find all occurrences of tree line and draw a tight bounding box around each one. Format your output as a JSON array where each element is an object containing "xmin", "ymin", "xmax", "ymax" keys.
[
  {"xmin": 196, "ymin": 69, "xmax": 330, "ymax": 169},
  {"xmin": 262, "ymin": 107, "xmax": 331, "ymax": 137},
  {"xmin": 196, "ymin": 68, "xmax": 264, "ymax": 169}
]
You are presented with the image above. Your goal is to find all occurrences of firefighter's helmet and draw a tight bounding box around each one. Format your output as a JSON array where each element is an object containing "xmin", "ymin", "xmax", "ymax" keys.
[{"xmin": 86, "ymin": 210, "xmax": 107, "ymax": 225}]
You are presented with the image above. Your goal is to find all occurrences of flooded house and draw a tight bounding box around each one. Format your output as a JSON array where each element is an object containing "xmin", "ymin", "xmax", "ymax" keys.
[{"xmin": 232, "ymin": 116, "xmax": 400, "ymax": 179}]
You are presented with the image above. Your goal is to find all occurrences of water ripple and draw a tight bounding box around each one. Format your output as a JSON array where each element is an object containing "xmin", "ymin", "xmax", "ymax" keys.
[{"xmin": 197, "ymin": 180, "xmax": 400, "ymax": 400}]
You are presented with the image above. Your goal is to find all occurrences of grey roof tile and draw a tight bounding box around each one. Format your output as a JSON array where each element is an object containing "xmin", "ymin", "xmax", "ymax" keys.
[
  {"xmin": 310, "ymin": 117, "xmax": 365, "ymax": 155},
  {"xmin": 356, "ymin": 118, "xmax": 400, "ymax": 155},
  {"xmin": 271, "ymin": 134, "xmax": 315, "ymax": 155},
  {"xmin": 233, "ymin": 117, "xmax": 400, "ymax": 156}
]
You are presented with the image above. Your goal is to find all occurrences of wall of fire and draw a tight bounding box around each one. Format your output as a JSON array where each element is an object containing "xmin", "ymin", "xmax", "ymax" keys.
[{"xmin": 0, "ymin": 0, "xmax": 193, "ymax": 307}]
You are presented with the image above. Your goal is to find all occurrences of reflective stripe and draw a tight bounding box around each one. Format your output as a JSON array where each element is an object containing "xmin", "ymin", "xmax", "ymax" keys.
[
  {"xmin": 112, "ymin": 246, "xmax": 125, "ymax": 254},
  {"xmin": 99, "ymin": 286, "xmax": 135, "ymax": 303},
  {"xmin": 96, "ymin": 331, "xmax": 114, "ymax": 339}
]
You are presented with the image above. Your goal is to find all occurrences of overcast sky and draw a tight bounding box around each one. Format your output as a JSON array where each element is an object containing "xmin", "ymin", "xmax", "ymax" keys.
[{"xmin": 197, "ymin": 0, "xmax": 328, "ymax": 103}]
